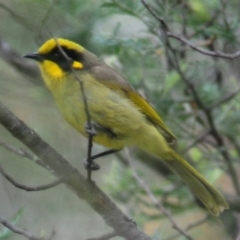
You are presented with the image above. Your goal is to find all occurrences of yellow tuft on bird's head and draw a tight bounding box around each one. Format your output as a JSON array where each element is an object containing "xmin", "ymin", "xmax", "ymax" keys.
[
  {"xmin": 24, "ymin": 38, "xmax": 99, "ymax": 90},
  {"xmin": 35, "ymin": 38, "xmax": 85, "ymax": 85},
  {"xmin": 38, "ymin": 38, "xmax": 85, "ymax": 55}
]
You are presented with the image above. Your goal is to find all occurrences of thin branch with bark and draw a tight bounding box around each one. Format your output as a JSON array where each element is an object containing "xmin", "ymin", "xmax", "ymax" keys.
[
  {"xmin": 140, "ymin": 0, "xmax": 240, "ymax": 195},
  {"xmin": 0, "ymin": 101, "xmax": 152, "ymax": 240},
  {"xmin": 123, "ymin": 149, "xmax": 193, "ymax": 240},
  {"xmin": 162, "ymin": 215, "xmax": 210, "ymax": 240},
  {"xmin": 141, "ymin": 0, "xmax": 240, "ymax": 59},
  {"xmin": 0, "ymin": 164, "xmax": 62, "ymax": 191},
  {"xmin": 0, "ymin": 36, "xmax": 40, "ymax": 80},
  {"xmin": 0, "ymin": 140, "xmax": 47, "ymax": 168},
  {"xmin": 208, "ymin": 87, "xmax": 240, "ymax": 110},
  {"xmin": 0, "ymin": 215, "xmax": 43, "ymax": 240}
]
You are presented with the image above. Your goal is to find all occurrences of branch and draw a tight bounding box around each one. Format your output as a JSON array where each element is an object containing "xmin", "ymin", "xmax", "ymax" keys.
[
  {"xmin": 0, "ymin": 215, "xmax": 43, "ymax": 240},
  {"xmin": 208, "ymin": 87, "xmax": 240, "ymax": 110},
  {"xmin": 0, "ymin": 36, "xmax": 40, "ymax": 81},
  {"xmin": 167, "ymin": 33, "xmax": 240, "ymax": 59},
  {"xmin": 0, "ymin": 3, "xmax": 32, "ymax": 30},
  {"xmin": 173, "ymin": 49, "xmax": 240, "ymax": 195},
  {"xmin": 124, "ymin": 149, "xmax": 193, "ymax": 240},
  {"xmin": 188, "ymin": 10, "xmax": 221, "ymax": 38},
  {"xmin": 141, "ymin": 0, "xmax": 240, "ymax": 59},
  {"xmin": 0, "ymin": 101, "xmax": 151, "ymax": 240},
  {"xmin": 0, "ymin": 140, "xmax": 45, "ymax": 168},
  {"xmin": 219, "ymin": 0, "xmax": 231, "ymax": 31},
  {"xmin": 182, "ymin": 129, "xmax": 210, "ymax": 154},
  {"xmin": 141, "ymin": 2, "xmax": 240, "ymax": 195},
  {"xmin": 0, "ymin": 164, "xmax": 62, "ymax": 191},
  {"xmin": 169, "ymin": 50, "xmax": 240, "ymax": 194},
  {"xmin": 162, "ymin": 215, "xmax": 210, "ymax": 240}
]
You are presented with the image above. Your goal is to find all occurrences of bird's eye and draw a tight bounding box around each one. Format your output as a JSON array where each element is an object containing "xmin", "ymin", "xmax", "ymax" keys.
[{"xmin": 53, "ymin": 52, "xmax": 60, "ymax": 59}]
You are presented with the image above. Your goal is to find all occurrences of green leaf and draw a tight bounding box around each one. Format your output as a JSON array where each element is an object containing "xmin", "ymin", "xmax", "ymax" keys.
[
  {"xmin": 163, "ymin": 63, "xmax": 187, "ymax": 95},
  {"xmin": 0, "ymin": 208, "xmax": 24, "ymax": 239},
  {"xmin": 188, "ymin": 0, "xmax": 212, "ymax": 22}
]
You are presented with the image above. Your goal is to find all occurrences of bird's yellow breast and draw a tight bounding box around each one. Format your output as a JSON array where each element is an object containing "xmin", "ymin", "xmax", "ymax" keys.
[{"xmin": 40, "ymin": 70, "xmax": 148, "ymax": 150}]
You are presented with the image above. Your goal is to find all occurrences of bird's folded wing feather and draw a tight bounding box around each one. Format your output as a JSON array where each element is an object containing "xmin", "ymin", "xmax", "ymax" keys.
[{"xmin": 90, "ymin": 65, "xmax": 177, "ymax": 143}]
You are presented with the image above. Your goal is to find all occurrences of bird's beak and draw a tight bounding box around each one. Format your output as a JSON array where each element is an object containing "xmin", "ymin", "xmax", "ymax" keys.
[{"xmin": 23, "ymin": 52, "xmax": 44, "ymax": 62}]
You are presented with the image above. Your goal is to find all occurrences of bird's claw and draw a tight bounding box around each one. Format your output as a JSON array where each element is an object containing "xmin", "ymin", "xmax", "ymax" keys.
[
  {"xmin": 84, "ymin": 121, "xmax": 99, "ymax": 136},
  {"xmin": 83, "ymin": 159, "xmax": 100, "ymax": 171}
]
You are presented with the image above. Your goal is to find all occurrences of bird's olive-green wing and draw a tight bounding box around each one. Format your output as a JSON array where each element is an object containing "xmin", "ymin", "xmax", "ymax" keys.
[{"xmin": 89, "ymin": 65, "xmax": 177, "ymax": 142}]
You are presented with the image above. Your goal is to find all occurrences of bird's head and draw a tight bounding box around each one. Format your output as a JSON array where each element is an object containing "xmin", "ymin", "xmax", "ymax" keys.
[{"xmin": 24, "ymin": 38, "xmax": 99, "ymax": 79}]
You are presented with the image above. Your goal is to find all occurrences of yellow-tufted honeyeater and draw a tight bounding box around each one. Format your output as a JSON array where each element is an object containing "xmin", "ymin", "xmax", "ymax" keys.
[{"xmin": 24, "ymin": 38, "xmax": 228, "ymax": 216}]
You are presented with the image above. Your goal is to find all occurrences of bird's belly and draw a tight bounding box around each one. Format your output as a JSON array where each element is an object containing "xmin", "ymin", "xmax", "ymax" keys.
[{"xmin": 54, "ymin": 79, "xmax": 146, "ymax": 149}]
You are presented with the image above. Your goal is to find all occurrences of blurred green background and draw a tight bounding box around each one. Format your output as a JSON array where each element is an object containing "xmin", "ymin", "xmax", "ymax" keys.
[{"xmin": 0, "ymin": 0, "xmax": 240, "ymax": 239}]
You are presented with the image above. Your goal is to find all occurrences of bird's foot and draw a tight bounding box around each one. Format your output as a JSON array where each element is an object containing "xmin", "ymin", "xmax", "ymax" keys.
[
  {"xmin": 83, "ymin": 159, "xmax": 100, "ymax": 171},
  {"xmin": 84, "ymin": 121, "xmax": 100, "ymax": 136}
]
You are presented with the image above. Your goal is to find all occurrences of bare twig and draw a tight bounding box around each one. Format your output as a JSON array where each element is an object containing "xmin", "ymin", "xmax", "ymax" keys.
[
  {"xmin": 112, "ymin": 0, "xmax": 140, "ymax": 19},
  {"xmin": 0, "ymin": 3, "xmax": 33, "ymax": 30},
  {"xmin": 180, "ymin": 56, "xmax": 239, "ymax": 193},
  {"xmin": 185, "ymin": 214, "xmax": 210, "ymax": 231},
  {"xmin": 0, "ymin": 140, "xmax": 45, "ymax": 168},
  {"xmin": 167, "ymin": 33, "xmax": 240, "ymax": 59},
  {"xmin": 87, "ymin": 231, "xmax": 118, "ymax": 240},
  {"xmin": 36, "ymin": 0, "xmax": 57, "ymax": 43},
  {"xmin": 163, "ymin": 215, "xmax": 210, "ymax": 240},
  {"xmin": 124, "ymin": 149, "xmax": 193, "ymax": 240},
  {"xmin": 141, "ymin": 0, "xmax": 240, "ymax": 59},
  {"xmin": 0, "ymin": 36, "xmax": 40, "ymax": 80},
  {"xmin": 208, "ymin": 87, "xmax": 240, "ymax": 110},
  {"xmin": 143, "ymin": 4, "xmax": 240, "ymax": 195},
  {"xmin": 0, "ymin": 164, "xmax": 62, "ymax": 191},
  {"xmin": 167, "ymin": 43, "xmax": 240, "ymax": 194},
  {"xmin": 0, "ymin": 102, "xmax": 152, "ymax": 240},
  {"xmin": 219, "ymin": 0, "xmax": 231, "ymax": 31},
  {"xmin": 182, "ymin": 130, "xmax": 210, "ymax": 154},
  {"xmin": 0, "ymin": 215, "xmax": 43, "ymax": 240}
]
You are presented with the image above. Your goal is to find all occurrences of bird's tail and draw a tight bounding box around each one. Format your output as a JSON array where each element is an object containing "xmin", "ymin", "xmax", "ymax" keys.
[{"xmin": 164, "ymin": 150, "xmax": 229, "ymax": 215}]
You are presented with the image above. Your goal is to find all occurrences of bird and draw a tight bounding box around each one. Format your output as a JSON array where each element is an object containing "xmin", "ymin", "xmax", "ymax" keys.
[{"xmin": 24, "ymin": 38, "xmax": 228, "ymax": 215}]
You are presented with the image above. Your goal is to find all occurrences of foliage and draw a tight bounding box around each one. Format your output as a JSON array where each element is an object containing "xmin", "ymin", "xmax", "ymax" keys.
[{"xmin": 0, "ymin": 0, "xmax": 240, "ymax": 239}]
